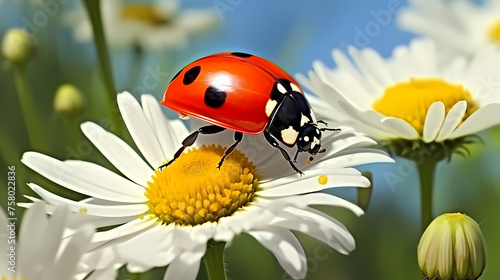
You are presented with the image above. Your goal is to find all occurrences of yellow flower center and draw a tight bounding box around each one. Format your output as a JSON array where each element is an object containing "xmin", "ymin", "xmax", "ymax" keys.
[
  {"xmin": 145, "ymin": 145, "xmax": 258, "ymax": 225},
  {"xmin": 121, "ymin": 4, "xmax": 169, "ymax": 26},
  {"xmin": 373, "ymin": 78, "xmax": 479, "ymax": 134},
  {"xmin": 488, "ymin": 17, "xmax": 500, "ymax": 42}
]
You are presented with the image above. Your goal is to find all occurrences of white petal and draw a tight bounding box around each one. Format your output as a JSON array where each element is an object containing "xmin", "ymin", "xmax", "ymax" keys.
[
  {"xmin": 28, "ymin": 183, "xmax": 148, "ymax": 217},
  {"xmin": 21, "ymin": 152, "xmax": 146, "ymax": 203},
  {"xmin": 423, "ymin": 101, "xmax": 446, "ymax": 143},
  {"xmin": 436, "ymin": 100, "xmax": 467, "ymax": 141},
  {"xmin": 92, "ymin": 215, "xmax": 158, "ymax": 243},
  {"xmin": 287, "ymin": 207, "xmax": 355, "ymax": 254},
  {"xmin": 259, "ymin": 172, "xmax": 369, "ymax": 197},
  {"xmin": 380, "ymin": 117, "xmax": 420, "ymax": 139},
  {"xmin": 65, "ymin": 213, "xmax": 136, "ymax": 232},
  {"xmin": 118, "ymin": 91, "xmax": 167, "ymax": 168},
  {"xmin": 17, "ymin": 201, "xmax": 48, "ymax": 279},
  {"xmin": 81, "ymin": 122, "xmax": 153, "ymax": 184},
  {"xmin": 216, "ymin": 205, "xmax": 274, "ymax": 240},
  {"xmin": 249, "ymin": 228, "xmax": 306, "ymax": 279},
  {"xmin": 141, "ymin": 94, "xmax": 187, "ymax": 158},
  {"xmin": 339, "ymin": 100, "xmax": 419, "ymax": 139},
  {"xmin": 449, "ymin": 103, "xmax": 500, "ymax": 138},
  {"xmin": 65, "ymin": 160, "xmax": 147, "ymax": 201},
  {"xmin": 307, "ymin": 93, "xmax": 339, "ymax": 119},
  {"xmin": 320, "ymin": 131, "xmax": 378, "ymax": 160},
  {"xmin": 177, "ymin": 9, "xmax": 218, "ymax": 34},
  {"xmin": 164, "ymin": 246, "xmax": 205, "ymax": 280},
  {"xmin": 117, "ymin": 224, "xmax": 181, "ymax": 269},
  {"xmin": 330, "ymin": 49, "xmax": 371, "ymax": 97},
  {"xmin": 319, "ymin": 148, "xmax": 394, "ymax": 168},
  {"xmin": 282, "ymin": 192, "xmax": 364, "ymax": 216},
  {"xmin": 353, "ymin": 47, "xmax": 395, "ymax": 87},
  {"xmin": 408, "ymin": 39, "xmax": 437, "ymax": 76},
  {"xmin": 44, "ymin": 225, "xmax": 94, "ymax": 280},
  {"xmin": 261, "ymin": 166, "xmax": 359, "ymax": 188},
  {"xmin": 344, "ymin": 47, "xmax": 385, "ymax": 94},
  {"xmin": 79, "ymin": 240, "xmax": 124, "ymax": 271},
  {"xmin": 271, "ymin": 207, "xmax": 355, "ymax": 254},
  {"xmin": 38, "ymin": 205, "xmax": 70, "ymax": 272}
]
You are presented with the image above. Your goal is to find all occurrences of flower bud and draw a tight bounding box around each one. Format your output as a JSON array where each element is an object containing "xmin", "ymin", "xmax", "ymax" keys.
[
  {"xmin": 54, "ymin": 84, "xmax": 84, "ymax": 117},
  {"xmin": 418, "ymin": 213, "xmax": 486, "ymax": 280},
  {"xmin": 1, "ymin": 28, "xmax": 34, "ymax": 64}
]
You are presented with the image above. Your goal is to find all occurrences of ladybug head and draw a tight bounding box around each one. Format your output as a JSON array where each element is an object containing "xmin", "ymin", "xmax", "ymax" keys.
[{"xmin": 297, "ymin": 124, "xmax": 323, "ymax": 156}]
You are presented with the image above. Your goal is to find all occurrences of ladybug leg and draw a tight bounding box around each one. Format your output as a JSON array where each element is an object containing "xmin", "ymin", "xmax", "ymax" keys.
[
  {"xmin": 264, "ymin": 131, "xmax": 304, "ymax": 176},
  {"xmin": 216, "ymin": 131, "xmax": 243, "ymax": 169},
  {"xmin": 159, "ymin": 125, "xmax": 226, "ymax": 170},
  {"xmin": 292, "ymin": 149, "xmax": 300, "ymax": 163}
]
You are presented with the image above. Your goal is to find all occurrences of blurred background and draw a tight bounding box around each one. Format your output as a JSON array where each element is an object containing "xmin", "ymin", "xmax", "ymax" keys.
[{"xmin": 1, "ymin": 0, "xmax": 499, "ymax": 279}]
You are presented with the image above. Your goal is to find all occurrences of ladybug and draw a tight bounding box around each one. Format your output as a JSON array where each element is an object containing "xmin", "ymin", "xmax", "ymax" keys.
[{"xmin": 160, "ymin": 52, "xmax": 338, "ymax": 174}]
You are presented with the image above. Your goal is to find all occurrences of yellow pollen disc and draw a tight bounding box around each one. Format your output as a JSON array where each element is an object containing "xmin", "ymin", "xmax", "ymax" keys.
[
  {"xmin": 373, "ymin": 78, "xmax": 479, "ymax": 134},
  {"xmin": 488, "ymin": 17, "xmax": 500, "ymax": 43},
  {"xmin": 121, "ymin": 4, "xmax": 169, "ymax": 26},
  {"xmin": 318, "ymin": 175, "xmax": 328, "ymax": 185},
  {"xmin": 79, "ymin": 208, "xmax": 88, "ymax": 214},
  {"xmin": 145, "ymin": 145, "xmax": 258, "ymax": 225}
]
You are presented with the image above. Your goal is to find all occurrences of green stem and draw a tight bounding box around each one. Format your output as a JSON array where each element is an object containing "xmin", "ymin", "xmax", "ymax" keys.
[
  {"xmin": 82, "ymin": 0, "xmax": 122, "ymax": 135},
  {"xmin": 13, "ymin": 64, "xmax": 45, "ymax": 150},
  {"xmin": 204, "ymin": 240, "xmax": 227, "ymax": 280},
  {"xmin": 417, "ymin": 158, "xmax": 439, "ymax": 232}
]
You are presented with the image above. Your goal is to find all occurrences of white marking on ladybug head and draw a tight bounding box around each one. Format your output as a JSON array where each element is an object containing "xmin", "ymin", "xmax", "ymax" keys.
[
  {"xmin": 311, "ymin": 136, "xmax": 320, "ymax": 149},
  {"xmin": 281, "ymin": 126, "xmax": 299, "ymax": 145},
  {"xmin": 290, "ymin": 83, "xmax": 301, "ymax": 93},
  {"xmin": 300, "ymin": 114, "xmax": 310, "ymax": 126},
  {"xmin": 277, "ymin": 83, "xmax": 287, "ymax": 94},
  {"xmin": 303, "ymin": 136, "xmax": 310, "ymax": 142},
  {"xmin": 265, "ymin": 99, "xmax": 278, "ymax": 117}
]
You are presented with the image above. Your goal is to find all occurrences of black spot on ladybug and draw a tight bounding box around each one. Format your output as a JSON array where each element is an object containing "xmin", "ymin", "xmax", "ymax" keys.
[
  {"xmin": 183, "ymin": 66, "xmax": 201, "ymax": 85},
  {"xmin": 231, "ymin": 52, "xmax": 253, "ymax": 58},
  {"xmin": 170, "ymin": 68, "xmax": 182, "ymax": 83},
  {"xmin": 204, "ymin": 86, "xmax": 227, "ymax": 108}
]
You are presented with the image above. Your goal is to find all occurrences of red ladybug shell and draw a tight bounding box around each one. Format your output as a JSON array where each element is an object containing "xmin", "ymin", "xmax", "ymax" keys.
[{"xmin": 161, "ymin": 52, "xmax": 302, "ymax": 134}]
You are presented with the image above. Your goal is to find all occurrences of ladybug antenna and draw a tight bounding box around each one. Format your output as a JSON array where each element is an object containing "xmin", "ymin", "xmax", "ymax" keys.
[
  {"xmin": 317, "ymin": 120, "xmax": 341, "ymax": 132},
  {"xmin": 320, "ymin": 127, "xmax": 341, "ymax": 132},
  {"xmin": 318, "ymin": 120, "xmax": 328, "ymax": 126}
]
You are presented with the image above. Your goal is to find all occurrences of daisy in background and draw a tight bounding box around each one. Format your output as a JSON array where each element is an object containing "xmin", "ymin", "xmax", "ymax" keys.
[
  {"xmin": 397, "ymin": 0, "xmax": 500, "ymax": 64},
  {"xmin": 0, "ymin": 202, "xmax": 96, "ymax": 280},
  {"xmin": 21, "ymin": 91, "xmax": 391, "ymax": 279},
  {"xmin": 296, "ymin": 39, "xmax": 500, "ymax": 229},
  {"xmin": 67, "ymin": 0, "xmax": 218, "ymax": 50}
]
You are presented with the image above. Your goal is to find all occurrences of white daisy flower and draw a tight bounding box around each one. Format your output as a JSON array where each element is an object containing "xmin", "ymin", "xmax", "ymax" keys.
[
  {"xmin": 397, "ymin": 0, "xmax": 500, "ymax": 63},
  {"xmin": 21, "ymin": 91, "xmax": 391, "ymax": 279},
  {"xmin": 297, "ymin": 39, "xmax": 500, "ymax": 156},
  {"xmin": 0, "ymin": 202, "xmax": 95, "ymax": 280},
  {"xmin": 68, "ymin": 0, "xmax": 218, "ymax": 50}
]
